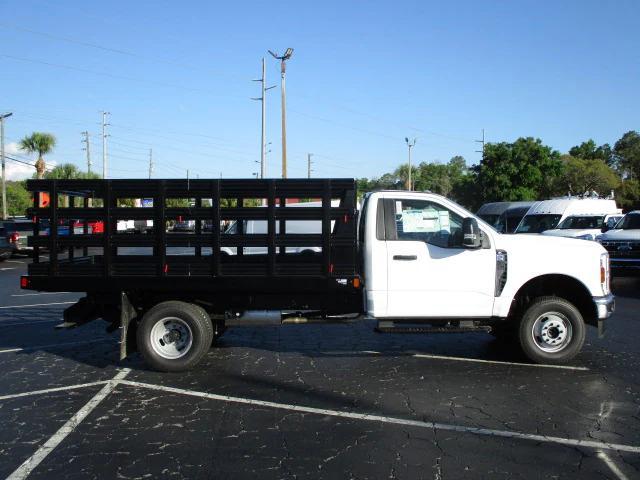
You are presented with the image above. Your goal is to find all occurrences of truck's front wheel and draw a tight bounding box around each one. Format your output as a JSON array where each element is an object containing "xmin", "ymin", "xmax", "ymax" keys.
[
  {"xmin": 137, "ymin": 301, "xmax": 213, "ymax": 372},
  {"xmin": 518, "ymin": 296, "xmax": 586, "ymax": 365}
]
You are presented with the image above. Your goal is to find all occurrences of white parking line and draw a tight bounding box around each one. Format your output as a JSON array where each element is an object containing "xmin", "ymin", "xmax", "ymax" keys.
[
  {"xmin": 598, "ymin": 451, "xmax": 630, "ymax": 480},
  {"xmin": 410, "ymin": 353, "xmax": 590, "ymax": 371},
  {"xmin": 6, "ymin": 369, "xmax": 130, "ymax": 480},
  {"xmin": 0, "ymin": 267, "xmax": 16, "ymax": 271},
  {"xmin": 5, "ymin": 260, "xmax": 25, "ymax": 264},
  {"xmin": 0, "ymin": 319, "xmax": 59, "ymax": 327},
  {"xmin": 0, "ymin": 301, "xmax": 76, "ymax": 309},
  {"xmin": 0, "ymin": 339, "xmax": 108, "ymax": 354},
  {"xmin": 0, "ymin": 381, "xmax": 109, "ymax": 401},
  {"xmin": 119, "ymin": 380, "xmax": 640, "ymax": 454},
  {"xmin": 11, "ymin": 292, "xmax": 72, "ymax": 297},
  {"xmin": 353, "ymin": 351, "xmax": 589, "ymax": 371}
]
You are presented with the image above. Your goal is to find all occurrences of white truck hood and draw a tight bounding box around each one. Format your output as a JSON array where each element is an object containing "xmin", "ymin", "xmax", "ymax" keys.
[
  {"xmin": 542, "ymin": 228, "xmax": 600, "ymax": 239},
  {"xmin": 494, "ymin": 232, "xmax": 607, "ymax": 300},
  {"xmin": 597, "ymin": 229, "xmax": 640, "ymax": 241}
]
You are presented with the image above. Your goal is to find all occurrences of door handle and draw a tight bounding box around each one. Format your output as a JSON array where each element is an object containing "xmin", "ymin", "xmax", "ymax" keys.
[{"xmin": 393, "ymin": 255, "xmax": 417, "ymax": 261}]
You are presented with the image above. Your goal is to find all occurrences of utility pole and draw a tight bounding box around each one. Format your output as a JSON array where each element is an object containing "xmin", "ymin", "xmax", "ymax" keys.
[
  {"xmin": 101, "ymin": 111, "xmax": 110, "ymax": 179},
  {"xmin": 148, "ymin": 148, "xmax": 153, "ymax": 179},
  {"xmin": 475, "ymin": 128, "xmax": 485, "ymax": 160},
  {"xmin": 268, "ymin": 48, "xmax": 294, "ymax": 179},
  {"xmin": 81, "ymin": 131, "xmax": 92, "ymax": 174},
  {"xmin": 252, "ymin": 58, "xmax": 276, "ymax": 179},
  {"xmin": 404, "ymin": 137, "xmax": 417, "ymax": 191},
  {"xmin": 1, "ymin": 112, "xmax": 13, "ymax": 220},
  {"xmin": 307, "ymin": 153, "xmax": 313, "ymax": 179}
]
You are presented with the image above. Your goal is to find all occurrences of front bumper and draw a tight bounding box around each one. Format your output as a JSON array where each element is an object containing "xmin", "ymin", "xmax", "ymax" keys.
[
  {"xmin": 593, "ymin": 293, "xmax": 615, "ymax": 319},
  {"xmin": 593, "ymin": 293, "xmax": 615, "ymax": 338}
]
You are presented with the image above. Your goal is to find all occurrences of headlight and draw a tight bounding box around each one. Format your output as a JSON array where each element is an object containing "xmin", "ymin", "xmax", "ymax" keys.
[
  {"xmin": 577, "ymin": 233, "xmax": 595, "ymax": 241},
  {"xmin": 600, "ymin": 252, "xmax": 610, "ymax": 295}
]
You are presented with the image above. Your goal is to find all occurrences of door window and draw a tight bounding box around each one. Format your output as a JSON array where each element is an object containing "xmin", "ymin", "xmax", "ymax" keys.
[{"xmin": 394, "ymin": 199, "xmax": 463, "ymax": 248}]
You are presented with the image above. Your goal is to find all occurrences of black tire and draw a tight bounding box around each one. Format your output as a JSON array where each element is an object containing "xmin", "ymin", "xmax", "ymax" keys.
[
  {"xmin": 517, "ymin": 296, "xmax": 586, "ymax": 364},
  {"xmin": 136, "ymin": 301, "xmax": 213, "ymax": 372}
]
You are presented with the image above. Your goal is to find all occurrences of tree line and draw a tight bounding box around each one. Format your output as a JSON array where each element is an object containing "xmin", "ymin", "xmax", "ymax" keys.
[
  {"xmin": 3, "ymin": 130, "xmax": 640, "ymax": 217},
  {"xmin": 358, "ymin": 131, "xmax": 640, "ymax": 211}
]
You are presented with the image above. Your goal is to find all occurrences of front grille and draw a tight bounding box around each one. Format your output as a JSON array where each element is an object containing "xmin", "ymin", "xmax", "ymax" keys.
[{"xmin": 600, "ymin": 240, "xmax": 640, "ymax": 259}]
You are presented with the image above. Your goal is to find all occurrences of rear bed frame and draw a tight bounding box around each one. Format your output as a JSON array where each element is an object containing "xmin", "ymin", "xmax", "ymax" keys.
[{"xmin": 23, "ymin": 178, "xmax": 360, "ymax": 313}]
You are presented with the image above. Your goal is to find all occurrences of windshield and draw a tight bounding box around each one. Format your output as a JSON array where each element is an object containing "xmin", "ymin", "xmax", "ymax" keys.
[
  {"xmin": 616, "ymin": 214, "xmax": 640, "ymax": 230},
  {"xmin": 557, "ymin": 215, "xmax": 604, "ymax": 230},
  {"xmin": 478, "ymin": 214, "xmax": 500, "ymax": 228},
  {"xmin": 515, "ymin": 214, "xmax": 562, "ymax": 233}
]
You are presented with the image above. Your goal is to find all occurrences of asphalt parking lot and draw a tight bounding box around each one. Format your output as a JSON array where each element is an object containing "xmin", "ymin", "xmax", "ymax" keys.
[{"xmin": 0, "ymin": 255, "xmax": 639, "ymax": 479}]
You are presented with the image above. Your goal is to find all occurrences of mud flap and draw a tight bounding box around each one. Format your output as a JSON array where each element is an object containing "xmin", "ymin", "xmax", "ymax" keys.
[
  {"xmin": 598, "ymin": 319, "xmax": 606, "ymax": 339},
  {"xmin": 119, "ymin": 292, "xmax": 137, "ymax": 361}
]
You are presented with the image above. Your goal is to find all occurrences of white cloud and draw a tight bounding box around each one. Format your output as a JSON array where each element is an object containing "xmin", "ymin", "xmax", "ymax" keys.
[{"xmin": 3, "ymin": 143, "xmax": 57, "ymax": 181}]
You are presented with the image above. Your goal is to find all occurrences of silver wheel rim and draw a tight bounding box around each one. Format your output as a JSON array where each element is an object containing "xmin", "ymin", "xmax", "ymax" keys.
[
  {"xmin": 149, "ymin": 317, "xmax": 193, "ymax": 359},
  {"xmin": 531, "ymin": 312, "xmax": 572, "ymax": 353}
]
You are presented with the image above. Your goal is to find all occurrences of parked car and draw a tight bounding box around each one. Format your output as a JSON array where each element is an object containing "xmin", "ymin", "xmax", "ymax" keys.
[
  {"xmin": 493, "ymin": 205, "xmax": 536, "ymax": 234},
  {"xmin": 0, "ymin": 227, "xmax": 12, "ymax": 261},
  {"xmin": 172, "ymin": 219, "xmax": 196, "ymax": 232},
  {"xmin": 515, "ymin": 198, "xmax": 620, "ymax": 234},
  {"xmin": 541, "ymin": 214, "xmax": 623, "ymax": 241},
  {"xmin": 597, "ymin": 211, "xmax": 640, "ymax": 276},
  {"xmin": 2, "ymin": 217, "xmax": 35, "ymax": 255},
  {"xmin": 476, "ymin": 201, "xmax": 535, "ymax": 233}
]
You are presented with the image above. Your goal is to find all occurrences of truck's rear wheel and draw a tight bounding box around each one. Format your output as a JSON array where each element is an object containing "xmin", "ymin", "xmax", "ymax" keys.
[
  {"xmin": 137, "ymin": 301, "xmax": 213, "ymax": 372},
  {"xmin": 517, "ymin": 296, "xmax": 585, "ymax": 364}
]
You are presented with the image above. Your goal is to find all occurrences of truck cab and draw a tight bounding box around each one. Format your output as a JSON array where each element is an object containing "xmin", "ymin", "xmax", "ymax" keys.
[{"xmin": 360, "ymin": 191, "xmax": 613, "ymax": 363}]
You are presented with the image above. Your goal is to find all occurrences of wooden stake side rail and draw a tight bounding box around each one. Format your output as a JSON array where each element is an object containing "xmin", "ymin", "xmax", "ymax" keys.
[{"xmin": 25, "ymin": 178, "xmax": 358, "ymax": 281}]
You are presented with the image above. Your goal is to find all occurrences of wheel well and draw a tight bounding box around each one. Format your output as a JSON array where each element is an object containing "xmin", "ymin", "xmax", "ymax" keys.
[{"xmin": 509, "ymin": 274, "xmax": 597, "ymax": 326}]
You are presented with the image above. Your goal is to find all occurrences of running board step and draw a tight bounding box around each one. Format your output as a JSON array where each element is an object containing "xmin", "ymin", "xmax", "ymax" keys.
[{"xmin": 375, "ymin": 321, "xmax": 491, "ymax": 334}]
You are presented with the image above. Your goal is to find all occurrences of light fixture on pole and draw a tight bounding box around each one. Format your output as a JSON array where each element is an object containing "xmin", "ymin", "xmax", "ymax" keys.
[
  {"xmin": 268, "ymin": 48, "xmax": 294, "ymax": 179},
  {"xmin": 405, "ymin": 137, "xmax": 417, "ymax": 191}
]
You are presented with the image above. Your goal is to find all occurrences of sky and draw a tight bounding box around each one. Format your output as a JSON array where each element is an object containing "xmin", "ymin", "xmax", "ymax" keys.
[{"xmin": 1, "ymin": 0, "xmax": 638, "ymax": 180}]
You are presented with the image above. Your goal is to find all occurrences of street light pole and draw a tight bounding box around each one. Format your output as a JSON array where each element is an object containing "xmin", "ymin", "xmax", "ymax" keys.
[
  {"xmin": 269, "ymin": 48, "xmax": 294, "ymax": 179},
  {"xmin": 1, "ymin": 112, "xmax": 13, "ymax": 220},
  {"xmin": 405, "ymin": 137, "xmax": 417, "ymax": 191}
]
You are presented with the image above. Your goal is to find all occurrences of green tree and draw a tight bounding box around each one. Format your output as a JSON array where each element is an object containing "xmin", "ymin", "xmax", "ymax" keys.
[
  {"xmin": 475, "ymin": 137, "xmax": 563, "ymax": 203},
  {"xmin": 569, "ymin": 140, "xmax": 613, "ymax": 166},
  {"xmin": 19, "ymin": 132, "xmax": 56, "ymax": 179},
  {"xmin": 617, "ymin": 179, "xmax": 640, "ymax": 211},
  {"xmin": 614, "ymin": 131, "xmax": 640, "ymax": 179},
  {"xmin": 43, "ymin": 163, "xmax": 101, "ymax": 180},
  {"xmin": 0, "ymin": 181, "xmax": 31, "ymax": 217},
  {"xmin": 414, "ymin": 162, "xmax": 452, "ymax": 195},
  {"xmin": 553, "ymin": 155, "xmax": 619, "ymax": 197}
]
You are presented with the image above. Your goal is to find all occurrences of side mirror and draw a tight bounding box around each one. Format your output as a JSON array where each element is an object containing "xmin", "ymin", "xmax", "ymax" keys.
[
  {"xmin": 462, "ymin": 217, "xmax": 482, "ymax": 248},
  {"xmin": 601, "ymin": 225, "xmax": 609, "ymax": 233}
]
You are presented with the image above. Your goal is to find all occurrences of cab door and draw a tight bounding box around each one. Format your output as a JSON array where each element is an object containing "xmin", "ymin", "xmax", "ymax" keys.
[{"xmin": 384, "ymin": 197, "xmax": 496, "ymax": 318}]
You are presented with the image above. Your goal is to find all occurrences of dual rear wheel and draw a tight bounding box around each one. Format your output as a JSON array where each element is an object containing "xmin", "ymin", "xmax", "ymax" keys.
[{"xmin": 137, "ymin": 301, "xmax": 216, "ymax": 372}]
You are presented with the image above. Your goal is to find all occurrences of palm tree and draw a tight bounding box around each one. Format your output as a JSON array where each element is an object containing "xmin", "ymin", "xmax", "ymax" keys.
[{"xmin": 19, "ymin": 132, "xmax": 56, "ymax": 179}]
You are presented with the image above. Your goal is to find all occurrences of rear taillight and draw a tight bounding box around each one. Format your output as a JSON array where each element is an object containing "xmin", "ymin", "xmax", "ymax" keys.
[
  {"xmin": 9, "ymin": 232, "xmax": 20, "ymax": 243},
  {"xmin": 20, "ymin": 276, "xmax": 29, "ymax": 289}
]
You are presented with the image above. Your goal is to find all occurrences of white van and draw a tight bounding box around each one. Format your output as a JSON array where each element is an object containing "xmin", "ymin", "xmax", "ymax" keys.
[
  {"xmin": 515, "ymin": 198, "xmax": 619, "ymax": 234},
  {"xmin": 222, "ymin": 201, "xmax": 336, "ymax": 255},
  {"xmin": 476, "ymin": 201, "xmax": 536, "ymax": 233}
]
